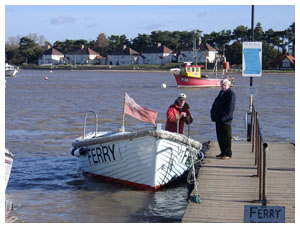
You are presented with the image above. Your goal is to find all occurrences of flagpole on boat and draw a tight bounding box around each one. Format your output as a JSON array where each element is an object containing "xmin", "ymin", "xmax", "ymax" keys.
[{"xmin": 120, "ymin": 91, "xmax": 126, "ymax": 132}]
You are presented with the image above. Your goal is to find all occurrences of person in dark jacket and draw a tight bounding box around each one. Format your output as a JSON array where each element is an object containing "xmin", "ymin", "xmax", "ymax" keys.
[
  {"xmin": 165, "ymin": 93, "xmax": 193, "ymax": 134},
  {"xmin": 210, "ymin": 79, "xmax": 236, "ymax": 159}
]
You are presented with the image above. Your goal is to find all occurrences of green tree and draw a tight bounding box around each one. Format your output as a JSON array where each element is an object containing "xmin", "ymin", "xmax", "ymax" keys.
[
  {"xmin": 271, "ymin": 31, "xmax": 283, "ymax": 54},
  {"xmin": 285, "ymin": 22, "xmax": 295, "ymax": 55},
  {"xmin": 108, "ymin": 34, "xmax": 130, "ymax": 52},
  {"xmin": 150, "ymin": 30, "xmax": 171, "ymax": 45},
  {"xmin": 262, "ymin": 41, "xmax": 278, "ymax": 69},
  {"xmin": 74, "ymin": 39, "xmax": 89, "ymax": 49},
  {"xmin": 131, "ymin": 33, "xmax": 153, "ymax": 52},
  {"xmin": 264, "ymin": 29, "xmax": 275, "ymax": 44},
  {"xmin": 18, "ymin": 37, "xmax": 40, "ymax": 63},
  {"xmin": 225, "ymin": 41, "xmax": 242, "ymax": 65},
  {"xmin": 94, "ymin": 33, "xmax": 109, "ymax": 56},
  {"xmin": 232, "ymin": 25, "xmax": 250, "ymax": 42},
  {"xmin": 5, "ymin": 44, "xmax": 24, "ymax": 65},
  {"xmin": 216, "ymin": 30, "xmax": 232, "ymax": 54},
  {"xmin": 254, "ymin": 22, "xmax": 264, "ymax": 41}
]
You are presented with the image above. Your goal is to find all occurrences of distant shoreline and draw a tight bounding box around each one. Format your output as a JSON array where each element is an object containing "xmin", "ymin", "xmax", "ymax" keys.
[{"xmin": 19, "ymin": 64, "xmax": 295, "ymax": 74}]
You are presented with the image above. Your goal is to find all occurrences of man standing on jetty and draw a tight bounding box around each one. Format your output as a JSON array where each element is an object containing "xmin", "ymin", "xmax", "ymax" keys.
[
  {"xmin": 165, "ymin": 93, "xmax": 193, "ymax": 134},
  {"xmin": 210, "ymin": 79, "xmax": 236, "ymax": 160}
]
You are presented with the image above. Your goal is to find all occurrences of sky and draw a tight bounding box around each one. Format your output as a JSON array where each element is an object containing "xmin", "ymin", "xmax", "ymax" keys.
[{"xmin": 4, "ymin": 2, "xmax": 296, "ymax": 45}]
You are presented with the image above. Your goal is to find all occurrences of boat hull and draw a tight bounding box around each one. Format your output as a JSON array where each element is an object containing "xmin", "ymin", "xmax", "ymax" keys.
[
  {"xmin": 71, "ymin": 130, "xmax": 201, "ymax": 190},
  {"xmin": 174, "ymin": 74, "xmax": 221, "ymax": 87},
  {"xmin": 5, "ymin": 149, "xmax": 14, "ymax": 190},
  {"xmin": 5, "ymin": 69, "xmax": 18, "ymax": 77}
]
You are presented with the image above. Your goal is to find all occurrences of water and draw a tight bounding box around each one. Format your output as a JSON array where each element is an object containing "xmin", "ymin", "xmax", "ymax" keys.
[{"xmin": 5, "ymin": 69, "xmax": 294, "ymax": 222}]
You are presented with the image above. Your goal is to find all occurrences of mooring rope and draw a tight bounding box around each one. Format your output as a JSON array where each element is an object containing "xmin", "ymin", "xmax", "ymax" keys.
[{"xmin": 187, "ymin": 136, "xmax": 202, "ymax": 203}]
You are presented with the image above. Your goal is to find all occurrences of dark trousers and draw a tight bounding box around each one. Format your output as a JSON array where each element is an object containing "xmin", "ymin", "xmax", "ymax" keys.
[{"xmin": 216, "ymin": 123, "xmax": 232, "ymax": 157}]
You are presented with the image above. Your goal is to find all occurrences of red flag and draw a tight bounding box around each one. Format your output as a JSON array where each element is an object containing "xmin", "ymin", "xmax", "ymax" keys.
[{"xmin": 124, "ymin": 93, "xmax": 158, "ymax": 126}]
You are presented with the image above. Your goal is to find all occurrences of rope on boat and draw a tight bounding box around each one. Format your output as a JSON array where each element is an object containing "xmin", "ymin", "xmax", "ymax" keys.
[
  {"xmin": 187, "ymin": 136, "xmax": 202, "ymax": 204},
  {"xmin": 72, "ymin": 129, "xmax": 202, "ymax": 150}
]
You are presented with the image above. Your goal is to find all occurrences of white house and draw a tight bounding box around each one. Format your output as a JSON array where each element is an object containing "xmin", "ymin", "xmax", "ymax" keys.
[
  {"xmin": 106, "ymin": 45, "xmax": 140, "ymax": 65},
  {"xmin": 178, "ymin": 42, "xmax": 218, "ymax": 64},
  {"xmin": 141, "ymin": 43, "xmax": 174, "ymax": 65},
  {"xmin": 65, "ymin": 45, "xmax": 103, "ymax": 65},
  {"xmin": 38, "ymin": 47, "xmax": 64, "ymax": 65}
]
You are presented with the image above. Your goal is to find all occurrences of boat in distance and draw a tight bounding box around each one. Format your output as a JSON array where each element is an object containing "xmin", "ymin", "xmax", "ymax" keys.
[
  {"xmin": 71, "ymin": 111, "xmax": 202, "ymax": 191},
  {"xmin": 171, "ymin": 62, "xmax": 232, "ymax": 88},
  {"xmin": 5, "ymin": 63, "xmax": 19, "ymax": 77}
]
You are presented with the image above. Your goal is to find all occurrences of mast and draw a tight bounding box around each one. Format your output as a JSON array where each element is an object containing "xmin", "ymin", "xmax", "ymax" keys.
[
  {"xmin": 193, "ymin": 37, "xmax": 198, "ymax": 65},
  {"xmin": 120, "ymin": 91, "xmax": 126, "ymax": 132}
]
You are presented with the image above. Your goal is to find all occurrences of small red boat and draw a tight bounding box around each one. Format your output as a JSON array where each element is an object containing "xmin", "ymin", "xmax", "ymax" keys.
[{"xmin": 171, "ymin": 62, "xmax": 231, "ymax": 88}]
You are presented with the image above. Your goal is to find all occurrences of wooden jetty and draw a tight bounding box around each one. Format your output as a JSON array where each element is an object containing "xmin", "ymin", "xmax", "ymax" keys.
[{"xmin": 182, "ymin": 141, "xmax": 295, "ymax": 223}]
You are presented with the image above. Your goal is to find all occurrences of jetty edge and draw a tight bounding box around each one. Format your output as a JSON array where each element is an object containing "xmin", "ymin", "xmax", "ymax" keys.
[{"xmin": 182, "ymin": 141, "xmax": 295, "ymax": 223}]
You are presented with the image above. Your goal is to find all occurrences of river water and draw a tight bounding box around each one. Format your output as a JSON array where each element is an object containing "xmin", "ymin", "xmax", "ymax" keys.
[{"xmin": 5, "ymin": 69, "xmax": 294, "ymax": 222}]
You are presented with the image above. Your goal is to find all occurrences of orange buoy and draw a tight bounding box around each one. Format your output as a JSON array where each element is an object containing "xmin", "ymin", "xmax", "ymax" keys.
[{"xmin": 223, "ymin": 62, "xmax": 230, "ymax": 70}]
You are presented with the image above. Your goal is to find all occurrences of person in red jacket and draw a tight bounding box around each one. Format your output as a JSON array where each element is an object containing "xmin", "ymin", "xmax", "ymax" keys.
[{"xmin": 165, "ymin": 93, "xmax": 193, "ymax": 134}]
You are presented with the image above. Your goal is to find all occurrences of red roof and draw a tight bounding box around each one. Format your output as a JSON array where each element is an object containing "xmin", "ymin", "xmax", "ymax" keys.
[
  {"xmin": 269, "ymin": 53, "xmax": 295, "ymax": 65},
  {"xmin": 109, "ymin": 47, "xmax": 139, "ymax": 56},
  {"xmin": 66, "ymin": 47, "xmax": 100, "ymax": 56},
  {"xmin": 142, "ymin": 45, "xmax": 173, "ymax": 54},
  {"xmin": 181, "ymin": 43, "xmax": 217, "ymax": 52},
  {"xmin": 199, "ymin": 43, "xmax": 217, "ymax": 52},
  {"xmin": 43, "ymin": 48, "xmax": 64, "ymax": 55}
]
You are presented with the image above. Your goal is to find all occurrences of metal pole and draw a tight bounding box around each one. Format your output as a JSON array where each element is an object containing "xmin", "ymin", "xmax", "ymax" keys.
[
  {"xmin": 259, "ymin": 131, "xmax": 262, "ymax": 200},
  {"xmin": 250, "ymin": 5, "xmax": 255, "ymax": 87},
  {"xmin": 120, "ymin": 91, "xmax": 126, "ymax": 132},
  {"xmin": 262, "ymin": 143, "xmax": 268, "ymax": 206},
  {"xmin": 247, "ymin": 5, "xmax": 255, "ymax": 141}
]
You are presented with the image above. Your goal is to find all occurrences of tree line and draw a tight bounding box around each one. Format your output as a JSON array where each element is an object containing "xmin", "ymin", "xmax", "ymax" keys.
[{"xmin": 5, "ymin": 22, "xmax": 295, "ymax": 69}]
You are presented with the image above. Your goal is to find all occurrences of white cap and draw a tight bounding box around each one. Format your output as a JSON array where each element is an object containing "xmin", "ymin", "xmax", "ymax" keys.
[{"xmin": 178, "ymin": 93, "xmax": 187, "ymax": 99}]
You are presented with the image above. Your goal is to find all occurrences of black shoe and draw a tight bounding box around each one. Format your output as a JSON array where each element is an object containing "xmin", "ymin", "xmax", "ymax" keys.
[{"xmin": 216, "ymin": 154, "xmax": 224, "ymax": 158}]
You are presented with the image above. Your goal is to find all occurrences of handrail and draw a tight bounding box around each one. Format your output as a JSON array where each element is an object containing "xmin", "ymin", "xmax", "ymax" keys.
[
  {"xmin": 250, "ymin": 104, "xmax": 268, "ymax": 206},
  {"xmin": 177, "ymin": 115, "xmax": 190, "ymax": 137},
  {"xmin": 83, "ymin": 111, "xmax": 98, "ymax": 139}
]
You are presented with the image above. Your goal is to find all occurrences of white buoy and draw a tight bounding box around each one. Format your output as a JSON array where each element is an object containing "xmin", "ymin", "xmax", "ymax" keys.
[
  {"xmin": 161, "ymin": 83, "xmax": 167, "ymax": 88},
  {"xmin": 45, "ymin": 77, "xmax": 48, "ymax": 80}
]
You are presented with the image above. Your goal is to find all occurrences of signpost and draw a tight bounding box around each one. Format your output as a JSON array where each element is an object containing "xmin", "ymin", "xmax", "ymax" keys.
[
  {"xmin": 243, "ymin": 41, "xmax": 262, "ymax": 141},
  {"xmin": 247, "ymin": 86, "xmax": 257, "ymax": 97},
  {"xmin": 244, "ymin": 205, "xmax": 285, "ymax": 223}
]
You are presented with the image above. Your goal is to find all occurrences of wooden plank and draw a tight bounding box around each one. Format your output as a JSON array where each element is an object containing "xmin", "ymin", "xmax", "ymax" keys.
[{"xmin": 182, "ymin": 141, "xmax": 295, "ymax": 223}]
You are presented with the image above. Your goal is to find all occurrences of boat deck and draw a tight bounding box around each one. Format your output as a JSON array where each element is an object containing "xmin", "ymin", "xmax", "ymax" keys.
[{"xmin": 182, "ymin": 141, "xmax": 295, "ymax": 223}]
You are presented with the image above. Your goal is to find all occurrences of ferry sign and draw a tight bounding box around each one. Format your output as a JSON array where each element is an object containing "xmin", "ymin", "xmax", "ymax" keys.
[
  {"xmin": 244, "ymin": 205, "xmax": 285, "ymax": 223},
  {"xmin": 242, "ymin": 42, "xmax": 262, "ymax": 77}
]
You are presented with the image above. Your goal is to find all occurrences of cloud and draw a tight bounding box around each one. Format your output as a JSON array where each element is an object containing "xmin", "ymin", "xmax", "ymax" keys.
[
  {"xmin": 87, "ymin": 23, "xmax": 97, "ymax": 28},
  {"xmin": 50, "ymin": 16, "xmax": 76, "ymax": 25},
  {"xmin": 197, "ymin": 11, "xmax": 208, "ymax": 18},
  {"xmin": 144, "ymin": 23, "xmax": 165, "ymax": 30}
]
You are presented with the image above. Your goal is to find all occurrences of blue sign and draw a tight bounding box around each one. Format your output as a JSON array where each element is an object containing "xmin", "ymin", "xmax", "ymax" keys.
[{"xmin": 242, "ymin": 42, "xmax": 262, "ymax": 77}]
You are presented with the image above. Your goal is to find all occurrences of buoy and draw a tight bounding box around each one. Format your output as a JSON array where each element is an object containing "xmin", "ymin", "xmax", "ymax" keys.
[
  {"xmin": 223, "ymin": 62, "xmax": 230, "ymax": 70},
  {"xmin": 45, "ymin": 77, "xmax": 48, "ymax": 80},
  {"xmin": 161, "ymin": 83, "xmax": 167, "ymax": 88},
  {"xmin": 49, "ymin": 70, "xmax": 53, "ymax": 73}
]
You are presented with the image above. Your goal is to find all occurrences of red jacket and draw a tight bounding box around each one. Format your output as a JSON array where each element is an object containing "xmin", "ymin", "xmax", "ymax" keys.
[{"xmin": 165, "ymin": 101, "xmax": 193, "ymax": 134}]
